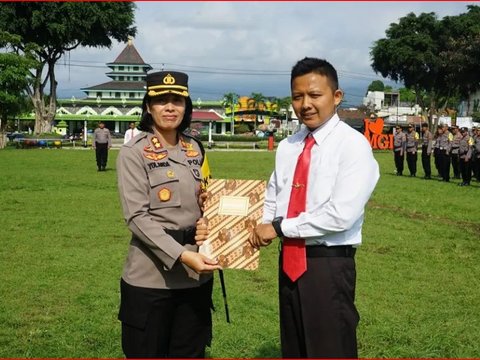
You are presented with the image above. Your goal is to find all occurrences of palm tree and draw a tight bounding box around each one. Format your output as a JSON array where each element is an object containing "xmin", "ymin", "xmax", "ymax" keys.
[
  {"xmin": 222, "ymin": 92, "xmax": 239, "ymax": 134},
  {"xmin": 248, "ymin": 92, "xmax": 266, "ymax": 132}
]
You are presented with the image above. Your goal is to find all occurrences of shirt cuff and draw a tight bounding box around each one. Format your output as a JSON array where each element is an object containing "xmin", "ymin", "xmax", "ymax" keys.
[{"xmin": 280, "ymin": 217, "xmax": 300, "ymax": 238}]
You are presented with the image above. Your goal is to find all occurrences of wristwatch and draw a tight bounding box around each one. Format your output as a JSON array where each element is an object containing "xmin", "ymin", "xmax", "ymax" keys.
[{"xmin": 271, "ymin": 216, "xmax": 284, "ymax": 237}]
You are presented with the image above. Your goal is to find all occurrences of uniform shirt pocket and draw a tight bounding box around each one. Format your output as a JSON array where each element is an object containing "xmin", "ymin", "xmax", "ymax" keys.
[{"xmin": 147, "ymin": 169, "xmax": 181, "ymax": 209}]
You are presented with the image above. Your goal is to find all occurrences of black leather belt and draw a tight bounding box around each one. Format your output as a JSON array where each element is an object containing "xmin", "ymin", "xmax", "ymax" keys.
[
  {"xmin": 281, "ymin": 245, "xmax": 356, "ymax": 258},
  {"xmin": 165, "ymin": 227, "xmax": 196, "ymax": 246}
]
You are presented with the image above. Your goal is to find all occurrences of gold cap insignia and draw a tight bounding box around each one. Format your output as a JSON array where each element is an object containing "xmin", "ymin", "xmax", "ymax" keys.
[
  {"xmin": 166, "ymin": 170, "xmax": 175, "ymax": 178},
  {"xmin": 158, "ymin": 188, "xmax": 171, "ymax": 202},
  {"xmin": 163, "ymin": 74, "xmax": 175, "ymax": 85}
]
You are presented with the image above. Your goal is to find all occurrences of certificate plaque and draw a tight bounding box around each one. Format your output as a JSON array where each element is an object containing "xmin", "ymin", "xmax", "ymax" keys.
[{"xmin": 199, "ymin": 179, "xmax": 266, "ymax": 270}]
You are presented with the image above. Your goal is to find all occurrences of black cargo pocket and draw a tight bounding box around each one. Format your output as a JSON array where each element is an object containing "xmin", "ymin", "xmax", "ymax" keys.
[{"xmin": 147, "ymin": 169, "xmax": 181, "ymax": 209}]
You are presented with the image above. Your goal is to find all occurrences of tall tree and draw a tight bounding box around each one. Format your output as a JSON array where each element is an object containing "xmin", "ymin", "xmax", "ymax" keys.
[
  {"xmin": 0, "ymin": 32, "xmax": 37, "ymax": 148},
  {"xmin": 222, "ymin": 92, "xmax": 240, "ymax": 134},
  {"xmin": 439, "ymin": 5, "xmax": 480, "ymax": 114},
  {"xmin": 0, "ymin": 2, "xmax": 136, "ymax": 134},
  {"xmin": 272, "ymin": 96, "xmax": 292, "ymax": 121},
  {"xmin": 370, "ymin": 12, "xmax": 445, "ymax": 127}
]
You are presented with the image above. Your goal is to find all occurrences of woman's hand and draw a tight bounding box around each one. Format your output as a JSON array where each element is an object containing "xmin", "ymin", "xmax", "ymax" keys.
[
  {"xmin": 195, "ymin": 217, "xmax": 209, "ymax": 246},
  {"xmin": 198, "ymin": 191, "xmax": 209, "ymax": 212},
  {"xmin": 179, "ymin": 250, "xmax": 222, "ymax": 274}
]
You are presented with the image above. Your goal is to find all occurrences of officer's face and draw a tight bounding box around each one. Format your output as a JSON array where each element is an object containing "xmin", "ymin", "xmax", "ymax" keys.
[
  {"xmin": 291, "ymin": 72, "xmax": 343, "ymax": 130},
  {"xmin": 148, "ymin": 94, "xmax": 186, "ymax": 132}
]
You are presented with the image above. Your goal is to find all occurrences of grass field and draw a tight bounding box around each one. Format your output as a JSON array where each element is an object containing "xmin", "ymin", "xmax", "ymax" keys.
[{"xmin": 0, "ymin": 147, "xmax": 479, "ymax": 358}]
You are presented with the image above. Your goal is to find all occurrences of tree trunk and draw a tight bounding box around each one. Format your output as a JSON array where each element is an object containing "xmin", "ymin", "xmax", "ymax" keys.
[
  {"xmin": 32, "ymin": 59, "xmax": 57, "ymax": 134},
  {"xmin": 0, "ymin": 119, "xmax": 6, "ymax": 149}
]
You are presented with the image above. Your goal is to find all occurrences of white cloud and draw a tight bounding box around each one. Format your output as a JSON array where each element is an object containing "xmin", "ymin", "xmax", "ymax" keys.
[{"xmin": 55, "ymin": 1, "xmax": 477, "ymax": 102}]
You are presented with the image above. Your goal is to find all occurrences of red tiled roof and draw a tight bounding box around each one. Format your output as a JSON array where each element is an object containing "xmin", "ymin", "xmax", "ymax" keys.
[{"xmin": 192, "ymin": 110, "xmax": 223, "ymax": 122}]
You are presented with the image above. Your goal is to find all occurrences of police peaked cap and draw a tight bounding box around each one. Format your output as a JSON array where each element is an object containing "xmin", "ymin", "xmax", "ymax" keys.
[{"xmin": 146, "ymin": 71, "xmax": 189, "ymax": 98}]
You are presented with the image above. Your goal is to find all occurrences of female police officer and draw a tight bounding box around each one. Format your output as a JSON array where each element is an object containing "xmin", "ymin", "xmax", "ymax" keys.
[{"xmin": 116, "ymin": 71, "xmax": 221, "ymax": 358}]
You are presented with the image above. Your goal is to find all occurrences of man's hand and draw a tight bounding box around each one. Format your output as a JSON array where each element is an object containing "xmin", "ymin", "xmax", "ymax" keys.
[
  {"xmin": 179, "ymin": 250, "xmax": 222, "ymax": 274},
  {"xmin": 195, "ymin": 217, "xmax": 209, "ymax": 246},
  {"xmin": 249, "ymin": 223, "xmax": 277, "ymax": 249}
]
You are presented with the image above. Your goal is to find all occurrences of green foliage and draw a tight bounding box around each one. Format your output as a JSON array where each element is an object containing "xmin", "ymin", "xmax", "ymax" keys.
[
  {"xmin": 371, "ymin": 6, "xmax": 480, "ymax": 116},
  {"xmin": 367, "ymin": 80, "xmax": 385, "ymax": 92},
  {"xmin": 0, "ymin": 149, "xmax": 479, "ymax": 357},
  {"xmin": 0, "ymin": 2, "xmax": 137, "ymax": 134}
]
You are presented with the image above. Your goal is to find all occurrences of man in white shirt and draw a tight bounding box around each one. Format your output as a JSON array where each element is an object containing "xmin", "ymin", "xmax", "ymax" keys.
[
  {"xmin": 123, "ymin": 122, "xmax": 140, "ymax": 144},
  {"xmin": 250, "ymin": 57, "xmax": 379, "ymax": 358}
]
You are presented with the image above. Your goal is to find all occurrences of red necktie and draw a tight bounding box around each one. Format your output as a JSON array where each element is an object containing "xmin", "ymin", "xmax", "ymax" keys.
[{"xmin": 282, "ymin": 133, "xmax": 315, "ymax": 282}]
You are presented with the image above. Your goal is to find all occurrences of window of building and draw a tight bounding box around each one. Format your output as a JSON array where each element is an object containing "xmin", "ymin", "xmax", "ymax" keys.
[
  {"xmin": 119, "ymin": 66, "xmax": 124, "ymax": 71},
  {"xmin": 133, "ymin": 66, "xmax": 139, "ymax": 71}
]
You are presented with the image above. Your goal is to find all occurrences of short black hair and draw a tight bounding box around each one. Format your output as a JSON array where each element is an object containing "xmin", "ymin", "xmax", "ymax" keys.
[
  {"xmin": 137, "ymin": 95, "xmax": 192, "ymax": 133},
  {"xmin": 291, "ymin": 57, "xmax": 339, "ymax": 91}
]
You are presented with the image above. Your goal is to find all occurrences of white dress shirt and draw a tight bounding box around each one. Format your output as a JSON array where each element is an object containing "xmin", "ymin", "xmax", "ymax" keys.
[
  {"xmin": 263, "ymin": 113, "xmax": 380, "ymax": 247},
  {"xmin": 124, "ymin": 128, "xmax": 141, "ymax": 144}
]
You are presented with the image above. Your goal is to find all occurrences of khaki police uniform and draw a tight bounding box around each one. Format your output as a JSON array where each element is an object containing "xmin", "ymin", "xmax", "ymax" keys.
[
  {"xmin": 458, "ymin": 129, "xmax": 473, "ymax": 186},
  {"xmin": 116, "ymin": 70, "xmax": 213, "ymax": 358},
  {"xmin": 435, "ymin": 131, "xmax": 451, "ymax": 181},
  {"xmin": 405, "ymin": 127, "xmax": 419, "ymax": 176},
  {"xmin": 393, "ymin": 129, "xmax": 406, "ymax": 175},
  {"xmin": 421, "ymin": 128, "xmax": 433, "ymax": 178},
  {"xmin": 450, "ymin": 129, "xmax": 462, "ymax": 179},
  {"xmin": 93, "ymin": 126, "xmax": 111, "ymax": 171}
]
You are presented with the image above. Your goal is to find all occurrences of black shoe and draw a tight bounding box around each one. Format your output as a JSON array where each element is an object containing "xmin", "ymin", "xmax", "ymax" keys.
[
  {"xmin": 101, "ymin": 166, "xmax": 106, "ymax": 171},
  {"xmin": 424, "ymin": 175, "xmax": 431, "ymax": 180},
  {"xmin": 98, "ymin": 167, "xmax": 102, "ymax": 172}
]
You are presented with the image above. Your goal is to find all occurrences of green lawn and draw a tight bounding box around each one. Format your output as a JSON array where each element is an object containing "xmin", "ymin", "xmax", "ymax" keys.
[{"xmin": 0, "ymin": 147, "xmax": 478, "ymax": 358}]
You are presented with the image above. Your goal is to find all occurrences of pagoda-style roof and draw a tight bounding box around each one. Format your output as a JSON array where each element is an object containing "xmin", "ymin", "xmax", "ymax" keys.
[
  {"xmin": 109, "ymin": 40, "xmax": 148, "ymax": 66},
  {"xmin": 82, "ymin": 81, "xmax": 146, "ymax": 92}
]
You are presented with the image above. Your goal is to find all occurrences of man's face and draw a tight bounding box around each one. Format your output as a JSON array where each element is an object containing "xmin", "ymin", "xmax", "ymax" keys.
[
  {"xmin": 291, "ymin": 72, "xmax": 343, "ymax": 130},
  {"xmin": 99, "ymin": 123, "xmax": 105, "ymax": 129},
  {"xmin": 408, "ymin": 126, "xmax": 413, "ymax": 132}
]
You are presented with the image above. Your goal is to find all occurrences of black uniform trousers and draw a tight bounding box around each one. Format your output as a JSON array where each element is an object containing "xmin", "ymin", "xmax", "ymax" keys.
[
  {"xmin": 421, "ymin": 146, "xmax": 431, "ymax": 178},
  {"xmin": 437, "ymin": 150, "xmax": 450, "ymax": 181},
  {"xmin": 95, "ymin": 142, "xmax": 109, "ymax": 169},
  {"xmin": 394, "ymin": 150, "xmax": 404, "ymax": 175},
  {"xmin": 279, "ymin": 246, "xmax": 358, "ymax": 359},
  {"xmin": 474, "ymin": 157, "xmax": 480, "ymax": 181},
  {"xmin": 451, "ymin": 152, "xmax": 460, "ymax": 178},
  {"xmin": 406, "ymin": 151, "xmax": 417, "ymax": 176},
  {"xmin": 459, "ymin": 157, "xmax": 472, "ymax": 185},
  {"xmin": 119, "ymin": 278, "xmax": 213, "ymax": 358}
]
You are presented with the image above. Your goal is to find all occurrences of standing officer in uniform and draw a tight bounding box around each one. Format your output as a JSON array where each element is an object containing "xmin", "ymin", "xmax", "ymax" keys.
[
  {"xmin": 450, "ymin": 125, "xmax": 462, "ymax": 179},
  {"xmin": 473, "ymin": 127, "xmax": 480, "ymax": 181},
  {"xmin": 116, "ymin": 71, "xmax": 221, "ymax": 358},
  {"xmin": 436, "ymin": 124, "xmax": 452, "ymax": 182},
  {"xmin": 420, "ymin": 122, "xmax": 433, "ymax": 179},
  {"xmin": 249, "ymin": 57, "xmax": 379, "ymax": 358},
  {"xmin": 393, "ymin": 125, "xmax": 406, "ymax": 176},
  {"xmin": 405, "ymin": 124, "xmax": 419, "ymax": 177},
  {"xmin": 458, "ymin": 127, "xmax": 473, "ymax": 186},
  {"xmin": 92, "ymin": 121, "xmax": 111, "ymax": 171}
]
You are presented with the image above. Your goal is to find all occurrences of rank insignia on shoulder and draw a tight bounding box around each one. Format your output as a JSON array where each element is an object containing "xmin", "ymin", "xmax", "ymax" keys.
[
  {"xmin": 166, "ymin": 170, "xmax": 175, "ymax": 178},
  {"xmin": 144, "ymin": 152, "xmax": 167, "ymax": 161},
  {"xmin": 180, "ymin": 137, "xmax": 193, "ymax": 150},
  {"xmin": 186, "ymin": 150, "xmax": 199, "ymax": 157},
  {"xmin": 158, "ymin": 188, "xmax": 171, "ymax": 202},
  {"xmin": 151, "ymin": 136, "xmax": 163, "ymax": 149},
  {"xmin": 144, "ymin": 145, "xmax": 155, "ymax": 153}
]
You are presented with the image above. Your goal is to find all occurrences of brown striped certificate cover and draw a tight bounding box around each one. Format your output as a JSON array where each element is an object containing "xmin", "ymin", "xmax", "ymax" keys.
[{"xmin": 199, "ymin": 178, "xmax": 266, "ymax": 270}]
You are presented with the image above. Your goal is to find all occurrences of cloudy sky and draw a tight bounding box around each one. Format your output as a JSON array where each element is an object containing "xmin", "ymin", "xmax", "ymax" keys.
[{"xmin": 56, "ymin": 1, "xmax": 476, "ymax": 106}]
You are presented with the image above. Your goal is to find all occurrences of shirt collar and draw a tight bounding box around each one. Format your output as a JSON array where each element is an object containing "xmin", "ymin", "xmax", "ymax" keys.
[{"xmin": 299, "ymin": 113, "xmax": 340, "ymax": 145}]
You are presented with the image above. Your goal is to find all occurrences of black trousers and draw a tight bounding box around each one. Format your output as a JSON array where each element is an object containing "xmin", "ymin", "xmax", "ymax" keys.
[
  {"xmin": 459, "ymin": 158, "xmax": 472, "ymax": 184},
  {"xmin": 95, "ymin": 142, "xmax": 109, "ymax": 169},
  {"xmin": 279, "ymin": 250, "xmax": 358, "ymax": 358},
  {"xmin": 474, "ymin": 157, "xmax": 480, "ymax": 181},
  {"xmin": 451, "ymin": 153, "xmax": 460, "ymax": 178},
  {"xmin": 421, "ymin": 146, "xmax": 431, "ymax": 177},
  {"xmin": 437, "ymin": 151, "xmax": 450, "ymax": 181},
  {"xmin": 406, "ymin": 151, "xmax": 417, "ymax": 176},
  {"xmin": 394, "ymin": 151, "xmax": 404, "ymax": 175},
  {"xmin": 119, "ymin": 278, "xmax": 213, "ymax": 358}
]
